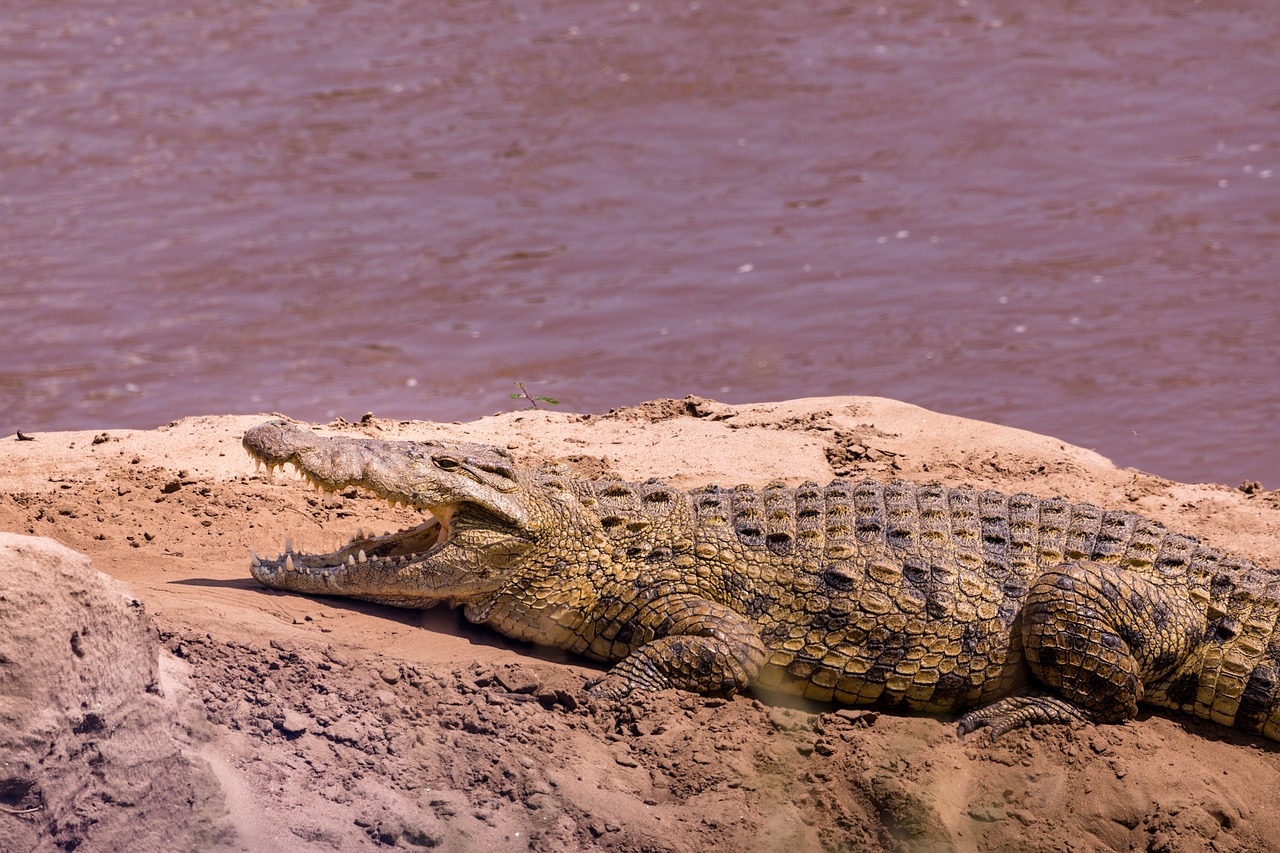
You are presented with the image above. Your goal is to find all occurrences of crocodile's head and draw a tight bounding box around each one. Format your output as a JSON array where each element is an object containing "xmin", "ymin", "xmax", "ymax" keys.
[{"xmin": 242, "ymin": 420, "xmax": 550, "ymax": 608}]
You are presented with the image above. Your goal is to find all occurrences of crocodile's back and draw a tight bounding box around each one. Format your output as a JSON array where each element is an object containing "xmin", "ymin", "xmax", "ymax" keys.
[{"xmin": 584, "ymin": 476, "xmax": 1276, "ymax": 714}]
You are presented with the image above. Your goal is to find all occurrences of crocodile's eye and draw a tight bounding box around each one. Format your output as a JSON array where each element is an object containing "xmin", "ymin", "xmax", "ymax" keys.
[{"xmin": 434, "ymin": 457, "xmax": 461, "ymax": 471}]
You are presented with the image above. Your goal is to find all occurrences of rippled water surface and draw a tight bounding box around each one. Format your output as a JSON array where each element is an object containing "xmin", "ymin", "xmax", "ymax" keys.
[{"xmin": 3, "ymin": 0, "xmax": 1278, "ymax": 486}]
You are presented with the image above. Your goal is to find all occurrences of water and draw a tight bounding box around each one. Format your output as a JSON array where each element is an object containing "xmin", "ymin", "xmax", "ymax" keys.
[{"xmin": 2, "ymin": 0, "xmax": 1277, "ymax": 486}]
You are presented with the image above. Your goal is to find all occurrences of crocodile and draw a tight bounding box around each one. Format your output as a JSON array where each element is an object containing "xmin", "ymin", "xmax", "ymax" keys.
[{"xmin": 242, "ymin": 419, "xmax": 1280, "ymax": 740}]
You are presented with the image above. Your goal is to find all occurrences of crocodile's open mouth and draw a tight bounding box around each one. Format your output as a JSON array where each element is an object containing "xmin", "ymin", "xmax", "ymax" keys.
[{"xmin": 250, "ymin": 512, "xmax": 452, "ymax": 576}]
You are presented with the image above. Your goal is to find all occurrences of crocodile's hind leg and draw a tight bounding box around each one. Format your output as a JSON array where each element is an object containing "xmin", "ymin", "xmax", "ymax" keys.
[{"xmin": 957, "ymin": 560, "xmax": 1205, "ymax": 737}]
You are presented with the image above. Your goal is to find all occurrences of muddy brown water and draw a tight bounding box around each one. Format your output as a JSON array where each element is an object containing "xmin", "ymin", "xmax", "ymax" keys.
[{"xmin": 2, "ymin": 0, "xmax": 1277, "ymax": 487}]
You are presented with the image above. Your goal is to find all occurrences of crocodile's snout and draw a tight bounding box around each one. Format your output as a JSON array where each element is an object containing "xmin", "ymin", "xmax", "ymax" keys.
[{"xmin": 242, "ymin": 420, "xmax": 311, "ymax": 468}]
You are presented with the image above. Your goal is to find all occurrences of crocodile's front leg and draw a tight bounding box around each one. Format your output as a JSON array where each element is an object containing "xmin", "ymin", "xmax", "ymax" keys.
[
  {"xmin": 585, "ymin": 594, "xmax": 768, "ymax": 700},
  {"xmin": 958, "ymin": 560, "xmax": 1205, "ymax": 737}
]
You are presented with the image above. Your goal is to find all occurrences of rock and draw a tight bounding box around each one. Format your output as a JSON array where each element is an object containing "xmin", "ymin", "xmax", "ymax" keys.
[{"xmin": 0, "ymin": 534, "xmax": 224, "ymax": 851}]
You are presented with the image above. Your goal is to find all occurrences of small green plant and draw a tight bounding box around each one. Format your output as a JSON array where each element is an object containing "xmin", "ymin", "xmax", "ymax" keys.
[{"xmin": 509, "ymin": 382, "xmax": 561, "ymax": 410}]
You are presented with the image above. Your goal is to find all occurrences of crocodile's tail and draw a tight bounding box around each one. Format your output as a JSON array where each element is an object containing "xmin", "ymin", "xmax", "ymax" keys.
[
  {"xmin": 1020, "ymin": 494, "xmax": 1280, "ymax": 740},
  {"xmin": 1148, "ymin": 589, "xmax": 1280, "ymax": 740}
]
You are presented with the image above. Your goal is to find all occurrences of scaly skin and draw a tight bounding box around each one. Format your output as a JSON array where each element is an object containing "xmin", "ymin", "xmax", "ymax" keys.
[{"xmin": 243, "ymin": 420, "xmax": 1280, "ymax": 740}]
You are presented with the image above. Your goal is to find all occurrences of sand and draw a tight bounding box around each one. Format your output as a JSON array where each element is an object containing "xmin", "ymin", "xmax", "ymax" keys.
[{"xmin": 1, "ymin": 396, "xmax": 1278, "ymax": 852}]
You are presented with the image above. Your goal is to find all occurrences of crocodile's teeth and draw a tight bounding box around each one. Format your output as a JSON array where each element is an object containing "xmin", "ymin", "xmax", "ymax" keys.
[
  {"xmin": 347, "ymin": 555, "xmax": 356, "ymax": 567},
  {"xmin": 358, "ymin": 549, "xmax": 367, "ymax": 563},
  {"xmin": 250, "ymin": 550, "xmax": 261, "ymax": 567},
  {"xmin": 356, "ymin": 527, "xmax": 365, "ymax": 540},
  {"xmin": 284, "ymin": 538, "xmax": 293, "ymax": 553},
  {"xmin": 285, "ymin": 554, "xmax": 295, "ymax": 571}
]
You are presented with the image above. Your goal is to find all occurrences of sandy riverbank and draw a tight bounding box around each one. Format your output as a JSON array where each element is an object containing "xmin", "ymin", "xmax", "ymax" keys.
[{"xmin": 2, "ymin": 397, "xmax": 1278, "ymax": 852}]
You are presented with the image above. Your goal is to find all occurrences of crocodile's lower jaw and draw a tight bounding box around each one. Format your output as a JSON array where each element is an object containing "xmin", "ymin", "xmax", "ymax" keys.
[{"xmin": 250, "ymin": 515, "xmax": 448, "ymax": 584}]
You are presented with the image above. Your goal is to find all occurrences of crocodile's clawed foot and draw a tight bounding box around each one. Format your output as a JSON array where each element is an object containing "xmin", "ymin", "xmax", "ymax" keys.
[
  {"xmin": 956, "ymin": 695, "xmax": 1094, "ymax": 740},
  {"xmin": 584, "ymin": 673, "xmax": 636, "ymax": 702}
]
